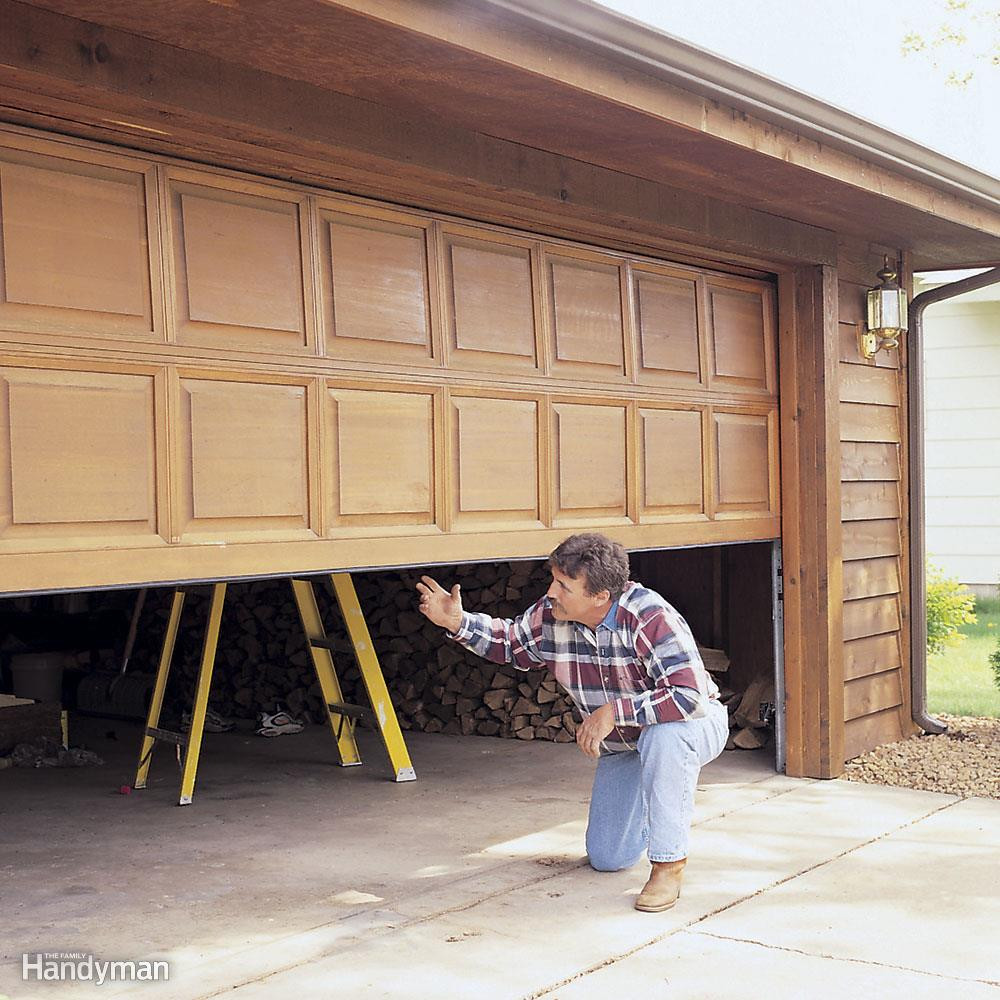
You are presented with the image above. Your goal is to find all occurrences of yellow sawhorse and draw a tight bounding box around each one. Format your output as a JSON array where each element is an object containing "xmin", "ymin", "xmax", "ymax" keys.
[{"xmin": 134, "ymin": 575, "xmax": 415, "ymax": 805}]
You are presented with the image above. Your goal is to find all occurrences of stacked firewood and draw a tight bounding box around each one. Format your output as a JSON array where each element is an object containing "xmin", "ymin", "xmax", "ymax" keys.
[
  {"xmin": 80, "ymin": 560, "xmax": 770, "ymax": 750},
  {"xmin": 342, "ymin": 561, "xmax": 581, "ymax": 741}
]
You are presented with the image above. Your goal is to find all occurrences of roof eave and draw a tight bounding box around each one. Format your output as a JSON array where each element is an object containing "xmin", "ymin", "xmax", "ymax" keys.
[{"xmin": 487, "ymin": 0, "xmax": 1000, "ymax": 216}]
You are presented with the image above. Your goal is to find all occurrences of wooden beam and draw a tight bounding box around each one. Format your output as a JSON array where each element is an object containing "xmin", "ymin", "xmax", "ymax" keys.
[
  {"xmin": 23, "ymin": 0, "xmax": 1000, "ymax": 265},
  {"xmin": 0, "ymin": 0, "xmax": 835, "ymax": 267},
  {"xmin": 779, "ymin": 264, "xmax": 845, "ymax": 778},
  {"xmin": 323, "ymin": 0, "xmax": 1000, "ymax": 243}
]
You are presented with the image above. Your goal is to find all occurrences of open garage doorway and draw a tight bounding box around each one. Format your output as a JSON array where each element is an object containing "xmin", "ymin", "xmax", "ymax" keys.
[
  {"xmin": 0, "ymin": 540, "xmax": 784, "ymax": 785},
  {"xmin": 630, "ymin": 541, "xmax": 783, "ymax": 772}
]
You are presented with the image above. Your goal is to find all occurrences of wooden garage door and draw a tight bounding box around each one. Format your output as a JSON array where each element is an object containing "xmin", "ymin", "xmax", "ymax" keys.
[{"xmin": 0, "ymin": 127, "xmax": 779, "ymax": 594}]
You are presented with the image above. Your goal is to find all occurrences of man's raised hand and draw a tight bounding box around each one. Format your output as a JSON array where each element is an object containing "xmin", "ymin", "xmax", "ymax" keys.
[{"xmin": 416, "ymin": 575, "xmax": 463, "ymax": 632}]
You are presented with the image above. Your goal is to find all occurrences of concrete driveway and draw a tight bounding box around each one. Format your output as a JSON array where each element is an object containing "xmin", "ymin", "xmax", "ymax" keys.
[{"xmin": 2, "ymin": 720, "xmax": 998, "ymax": 999}]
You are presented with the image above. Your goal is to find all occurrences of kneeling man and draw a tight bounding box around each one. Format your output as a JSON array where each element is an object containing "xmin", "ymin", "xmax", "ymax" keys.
[{"xmin": 416, "ymin": 532, "xmax": 729, "ymax": 911}]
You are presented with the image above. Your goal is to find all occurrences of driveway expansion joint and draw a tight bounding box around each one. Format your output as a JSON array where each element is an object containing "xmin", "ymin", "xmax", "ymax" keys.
[
  {"xmin": 524, "ymin": 797, "xmax": 966, "ymax": 1000},
  {"xmin": 198, "ymin": 858, "xmax": 589, "ymax": 1000},
  {"xmin": 691, "ymin": 929, "xmax": 1000, "ymax": 988}
]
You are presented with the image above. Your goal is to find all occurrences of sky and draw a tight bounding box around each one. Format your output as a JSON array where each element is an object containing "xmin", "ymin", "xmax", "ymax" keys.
[{"xmin": 595, "ymin": 0, "xmax": 1000, "ymax": 180}]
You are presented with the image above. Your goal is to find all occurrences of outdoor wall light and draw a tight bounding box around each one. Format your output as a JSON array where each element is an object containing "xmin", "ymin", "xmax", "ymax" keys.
[{"xmin": 860, "ymin": 256, "xmax": 908, "ymax": 360}]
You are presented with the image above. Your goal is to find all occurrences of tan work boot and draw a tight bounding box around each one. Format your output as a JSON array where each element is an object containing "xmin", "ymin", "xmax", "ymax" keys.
[{"xmin": 634, "ymin": 858, "xmax": 686, "ymax": 912}]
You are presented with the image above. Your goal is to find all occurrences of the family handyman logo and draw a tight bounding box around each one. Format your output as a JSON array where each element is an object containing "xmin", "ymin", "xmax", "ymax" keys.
[{"xmin": 22, "ymin": 952, "xmax": 169, "ymax": 985}]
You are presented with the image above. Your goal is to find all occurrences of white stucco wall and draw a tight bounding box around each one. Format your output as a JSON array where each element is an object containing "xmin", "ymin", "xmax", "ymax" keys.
[{"xmin": 919, "ymin": 275, "xmax": 1000, "ymax": 590}]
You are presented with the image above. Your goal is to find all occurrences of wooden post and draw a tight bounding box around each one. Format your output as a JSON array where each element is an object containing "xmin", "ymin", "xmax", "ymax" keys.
[{"xmin": 778, "ymin": 265, "xmax": 845, "ymax": 778}]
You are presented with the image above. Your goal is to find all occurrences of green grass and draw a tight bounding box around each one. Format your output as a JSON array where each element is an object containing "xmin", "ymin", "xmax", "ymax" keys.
[{"xmin": 927, "ymin": 596, "xmax": 1000, "ymax": 718}]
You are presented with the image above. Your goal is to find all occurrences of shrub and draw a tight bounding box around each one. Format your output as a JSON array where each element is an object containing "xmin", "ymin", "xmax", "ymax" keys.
[
  {"xmin": 925, "ymin": 562, "xmax": 976, "ymax": 656},
  {"xmin": 992, "ymin": 576, "xmax": 1000, "ymax": 693},
  {"xmin": 990, "ymin": 638, "xmax": 1000, "ymax": 692}
]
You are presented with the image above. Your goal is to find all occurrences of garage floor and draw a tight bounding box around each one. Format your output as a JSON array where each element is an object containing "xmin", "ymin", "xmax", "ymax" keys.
[{"xmin": 2, "ymin": 716, "xmax": 998, "ymax": 999}]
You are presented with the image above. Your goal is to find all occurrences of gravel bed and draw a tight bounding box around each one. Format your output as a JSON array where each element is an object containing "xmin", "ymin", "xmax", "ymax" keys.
[{"xmin": 842, "ymin": 714, "xmax": 1000, "ymax": 799}]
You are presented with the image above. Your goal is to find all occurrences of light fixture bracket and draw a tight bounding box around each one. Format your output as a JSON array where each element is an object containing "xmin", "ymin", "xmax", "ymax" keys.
[{"xmin": 858, "ymin": 325, "xmax": 881, "ymax": 361}]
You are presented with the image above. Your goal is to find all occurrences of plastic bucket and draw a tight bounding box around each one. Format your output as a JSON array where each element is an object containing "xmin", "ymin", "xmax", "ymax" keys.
[{"xmin": 10, "ymin": 653, "xmax": 65, "ymax": 703}]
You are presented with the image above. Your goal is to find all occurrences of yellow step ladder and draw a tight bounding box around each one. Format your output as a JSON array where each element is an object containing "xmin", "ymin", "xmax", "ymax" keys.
[{"xmin": 134, "ymin": 574, "xmax": 415, "ymax": 805}]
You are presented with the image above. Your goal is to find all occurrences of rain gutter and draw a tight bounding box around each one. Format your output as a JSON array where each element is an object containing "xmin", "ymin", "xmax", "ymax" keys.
[{"xmin": 909, "ymin": 267, "xmax": 1000, "ymax": 734}]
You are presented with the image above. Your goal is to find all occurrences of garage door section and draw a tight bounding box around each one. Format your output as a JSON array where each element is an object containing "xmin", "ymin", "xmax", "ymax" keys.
[{"xmin": 0, "ymin": 128, "xmax": 779, "ymax": 594}]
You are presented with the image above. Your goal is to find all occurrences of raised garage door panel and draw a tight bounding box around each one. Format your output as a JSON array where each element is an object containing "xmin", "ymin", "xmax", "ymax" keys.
[
  {"xmin": 0, "ymin": 364, "xmax": 161, "ymax": 546},
  {"xmin": 0, "ymin": 145, "xmax": 158, "ymax": 340},
  {"xmin": 0, "ymin": 127, "xmax": 780, "ymax": 593},
  {"xmin": 714, "ymin": 409, "xmax": 777, "ymax": 517},
  {"xmin": 327, "ymin": 386, "xmax": 436, "ymax": 528},
  {"xmin": 443, "ymin": 227, "xmax": 539, "ymax": 372},
  {"xmin": 453, "ymin": 394, "xmax": 541, "ymax": 526},
  {"xmin": 169, "ymin": 175, "xmax": 311, "ymax": 352},
  {"xmin": 320, "ymin": 206, "xmax": 434, "ymax": 363},
  {"xmin": 633, "ymin": 266, "xmax": 704, "ymax": 386},
  {"xmin": 546, "ymin": 250, "xmax": 627, "ymax": 380},
  {"xmin": 176, "ymin": 377, "xmax": 313, "ymax": 539},
  {"xmin": 708, "ymin": 279, "xmax": 775, "ymax": 394},
  {"xmin": 639, "ymin": 406, "xmax": 706, "ymax": 519},
  {"xmin": 553, "ymin": 402, "xmax": 627, "ymax": 521}
]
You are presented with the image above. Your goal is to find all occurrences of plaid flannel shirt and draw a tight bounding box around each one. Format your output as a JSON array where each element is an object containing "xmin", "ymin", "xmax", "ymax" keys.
[{"xmin": 449, "ymin": 581, "xmax": 719, "ymax": 752}]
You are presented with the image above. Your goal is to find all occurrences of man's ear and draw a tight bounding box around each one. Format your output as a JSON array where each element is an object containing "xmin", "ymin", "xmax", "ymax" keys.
[{"xmin": 593, "ymin": 589, "xmax": 611, "ymax": 605}]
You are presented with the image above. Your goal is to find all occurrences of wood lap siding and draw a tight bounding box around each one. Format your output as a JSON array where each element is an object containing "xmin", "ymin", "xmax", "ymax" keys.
[
  {"xmin": 837, "ymin": 240, "xmax": 914, "ymax": 761},
  {"xmin": 0, "ymin": 127, "xmax": 780, "ymax": 594}
]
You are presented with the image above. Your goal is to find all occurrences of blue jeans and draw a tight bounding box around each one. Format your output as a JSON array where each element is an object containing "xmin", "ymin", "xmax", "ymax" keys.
[{"xmin": 586, "ymin": 699, "xmax": 730, "ymax": 869}]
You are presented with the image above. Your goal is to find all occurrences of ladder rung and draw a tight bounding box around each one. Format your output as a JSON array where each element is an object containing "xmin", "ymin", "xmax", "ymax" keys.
[
  {"xmin": 328, "ymin": 702, "xmax": 367, "ymax": 721},
  {"xmin": 146, "ymin": 726, "xmax": 189, "ymax": 747},
  {"xmin": 309, "ymin": 637, "xmax": 337, "ymax": 651}
]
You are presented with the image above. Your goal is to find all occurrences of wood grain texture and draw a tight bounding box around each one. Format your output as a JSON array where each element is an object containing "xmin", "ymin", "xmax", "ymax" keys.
[
  {"xmin": 714, "ymin": 410, "xmax": 772, "ymax": 513},
  {"xmin": 838, "ymin": 362, "xmax": 899, "ymax": 406},
  {"xmin": 177, "ymin": 376, "xmax": 313, "ymax": 538},
  {"xmin": 844, "ymin": 707, "xmax": 904, "ymax": 761},
  {"xmin": 896, "ymin": 249, "xmax": 917, "ymax": 740},
  {"xmin": 179, "ymin": 194, "xmax": 302, "ymax": 333},
  {"xmin": 841, "ymin": 480, "xmax": 900, "ymax": 522},
  {"xmin": 838, "ymin": 321, "xmax": 900, "ymax": 370},
  {"xmin": 842, "ymin": 518, "xmax": 900, "ymax": 560},
  {"xmin": 0, "ymin": 124, "xmax": 779, "ymax": 590},
  {"xmin": 633, "ymin": 267, "xmax": 702, "ymax": 384},
  {"xmin": 0, "ymin": 515, "xmax": 781, "ymax": 595},
  {"xmin": 5, "ymin": 0, "xmax": 995, "ymax": 267},
  {"xmin": 0, "ymin": 144, "xmax": 158, "ymax": 340},
  {"xmin": 839, "ymin": 402, "xmax": 900, "ymax": 443},
  {"xmin": 168, "ymin": 176, "xmax": 310, "ymax": 351},
  {"xmin": 639, "ymin": 405, "xmax": 705, "ymax": 516},
  {"xmin": 777, "ymin": 265, "xmax": 844, "ymax": 778},
  {"xmin": 328, "ymin": 386, "xmax": 434, "ymax": 524},
  {"xmin": 553, "ymin": 402, "xmax": 627, "ymax": 518},
  {"xmin": 319, "ymin": 206, "xmax": 433, "ymax": 363},
  {"xmin": 0, "ymin": 366, "xmax": 158, "ymax": 537},
  {"xmin": 843, "ymin": 632, "xmax": 902, "ymax": 680},
  {"xmin": 841, "ymin": 441, "xmax": 901, "ymax": 482},
  {"xmin": 836, "ymin": 244, "xmax": 910, "ymax": 760},
  {"xmin": 0, "ymin": 0, "xmax": 854, "ymax": 271},
  {"xmin": 328, "ymin": 216, "xmax": 428, "ymax": 346},
  {"xmin": 1, "ymin": 158, "xmax": 147, "ymax": 317},
  {"xmin": 842, "ymin": 556, "xmax": 901, "ymax": 600},
  {"xmin": 453, "ymin": 394, "xmax": 540, "ymax": 523},
  {"xmin": 844, "ymin": 669, "xmax": 904, "ymax": 722},
  {"xmin": 546, "ymin": 252, "xmax": 625, "ymax": 377},
  {"xmin": 843, "ymin": 595, "xmax": 901, "ymax": 641},
  {"xmin": 445, "ymin": 231, "xmax": 536, "ymax": 365},
  {"xmin": 708, "ymin": 279, "xmax": 774, "ymax": 393}
]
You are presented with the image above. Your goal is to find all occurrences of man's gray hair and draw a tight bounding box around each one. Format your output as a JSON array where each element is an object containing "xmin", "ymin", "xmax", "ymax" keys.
[{"xmin": 549, "ymin": 533, "xmax": 630, "ymax": 600}]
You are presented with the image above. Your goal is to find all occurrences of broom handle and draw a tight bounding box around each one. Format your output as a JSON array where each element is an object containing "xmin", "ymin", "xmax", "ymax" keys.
[{"xmin": 118, "ymin": 588, "xmax": 148, "ymax": 677}]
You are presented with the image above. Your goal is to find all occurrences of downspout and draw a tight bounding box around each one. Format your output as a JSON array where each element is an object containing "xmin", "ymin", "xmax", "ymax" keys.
[{"xmin": 909, "ymin": 267, "xmax": 1000, "ymax": 734}]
